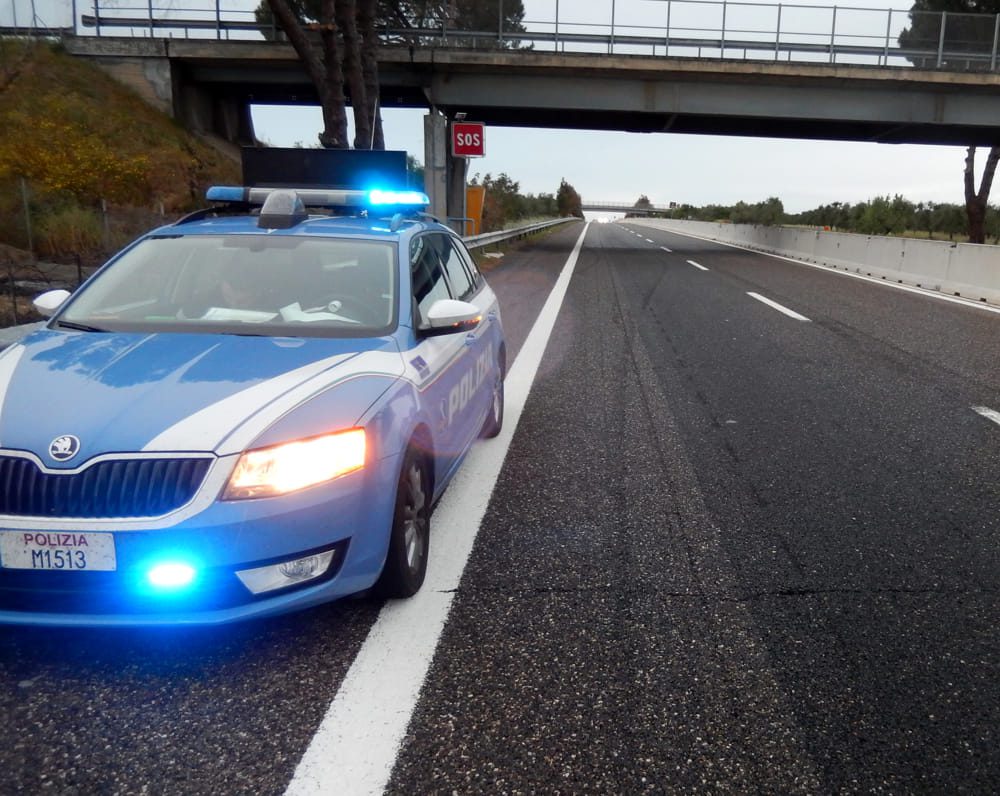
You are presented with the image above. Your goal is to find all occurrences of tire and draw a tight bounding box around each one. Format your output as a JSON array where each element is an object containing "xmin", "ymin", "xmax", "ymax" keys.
[
  {"xmin": 375, "ymin": 448, "xmax": 430, "ymax": 598},
  {"xmin": 480, "ymin": 358, "xmax": 505, "ymax": 439}
]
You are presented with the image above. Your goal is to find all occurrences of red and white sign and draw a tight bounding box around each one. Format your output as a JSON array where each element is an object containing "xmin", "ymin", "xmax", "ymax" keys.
[{"xmin": 452, "ymin": 122, "xmax": 485, "ymax": 158}]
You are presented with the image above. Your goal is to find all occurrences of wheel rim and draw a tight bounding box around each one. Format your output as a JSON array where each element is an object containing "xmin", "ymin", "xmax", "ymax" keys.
[
  {"xmin": 491, "ymin": 379, "xmax": 502, "ymax": 425},
  {"xmin": 402, "ymin": 461, "xmax": 427, "ymax": 572}
]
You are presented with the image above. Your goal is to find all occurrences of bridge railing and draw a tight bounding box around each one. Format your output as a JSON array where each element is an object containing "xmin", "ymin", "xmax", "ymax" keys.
[{"xmin": 6, "ymin": 0, "xmax": 999, "ymax": 73}]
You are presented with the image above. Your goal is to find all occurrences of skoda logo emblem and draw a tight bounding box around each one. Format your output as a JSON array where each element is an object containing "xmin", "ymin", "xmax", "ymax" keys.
[{"xmin": 49, "ymin": 435, "xmax": 81, "ymax": 462}]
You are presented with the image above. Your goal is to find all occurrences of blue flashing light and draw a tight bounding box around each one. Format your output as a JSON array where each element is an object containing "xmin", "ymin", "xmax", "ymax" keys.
[
  {"xmin": 368, "ymin": 189, "xmax": 430, "ymax": 207},
  {"xmin": 147, "ymin": 562, "xmax": 197, "ymax": 590},
  {"xmin": 206, "ymin": 186, "xmax": 248, "ymax": 202}
]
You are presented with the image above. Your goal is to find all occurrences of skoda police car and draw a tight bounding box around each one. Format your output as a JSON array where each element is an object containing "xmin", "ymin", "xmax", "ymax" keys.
[{"xmin": 0, "ymin": 184, "xmax": 505, "ymax": 626}]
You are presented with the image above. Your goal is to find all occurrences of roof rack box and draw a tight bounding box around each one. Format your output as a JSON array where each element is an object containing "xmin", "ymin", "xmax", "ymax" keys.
[{"xmin": 241, "ymin": 148, "xmax": 409, "ymax": 191}]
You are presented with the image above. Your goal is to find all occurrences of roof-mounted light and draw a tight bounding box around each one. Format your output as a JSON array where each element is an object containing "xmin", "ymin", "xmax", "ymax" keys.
[
  {"xmin": 258, "ymin": 190, "xmax": 308, "ymax": 229},
  {"xmin": 368, "ymin": 189, "xmax": 430, "ymax": 207},
  {"xmin": 206, "ymin": 186, "xmax": 249, "ymax": 202},
  {"xmin": 205, "ymin": 186, "xmax": 430, "ymax": 213}
]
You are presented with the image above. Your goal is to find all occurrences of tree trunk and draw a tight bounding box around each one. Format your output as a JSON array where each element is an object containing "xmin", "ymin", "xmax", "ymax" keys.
[
  {"xmin": 317, "ymin": 0, "xmax": 350, "ymax": 148},
  {"xmin": 336, "ymin": 0, "xmax": 371, "ymax": 149},
  {"xmin": 358, "ymin": 0, "xmax": 385, "ymax": 150},
  {"xmin": 964, "ymin": 145, "xmax": 1000, "ymax": 245},
  {"xmin": 267, "ymin": 0, "xmax": 349, "ymax": 148}
]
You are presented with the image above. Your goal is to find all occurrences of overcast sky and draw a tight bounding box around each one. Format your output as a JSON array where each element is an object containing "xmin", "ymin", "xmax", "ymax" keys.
[{"xmin": 15, "ymin": 0, "xmax": 989, "ymax": 213}]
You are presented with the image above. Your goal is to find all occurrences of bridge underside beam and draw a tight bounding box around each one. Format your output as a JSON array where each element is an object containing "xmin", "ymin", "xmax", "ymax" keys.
[
  {"xmin": 408, "ymin": 69, "xmax": 1000, "ymax": 147},
  {"xmin": 66, "ymin": 39, "xmax": 1000, "ymax": 148}
]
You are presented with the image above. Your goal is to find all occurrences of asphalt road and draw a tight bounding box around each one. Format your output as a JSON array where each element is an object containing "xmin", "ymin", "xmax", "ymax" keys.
[{"xmin": 2, "ymin": 221, "xmax": 999, "ymax": 793}]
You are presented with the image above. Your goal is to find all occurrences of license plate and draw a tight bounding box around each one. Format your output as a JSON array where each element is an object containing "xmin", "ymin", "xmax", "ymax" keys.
[{"xmin": 0, "ymin": 531, "xmax": 117, "ymax": 572}]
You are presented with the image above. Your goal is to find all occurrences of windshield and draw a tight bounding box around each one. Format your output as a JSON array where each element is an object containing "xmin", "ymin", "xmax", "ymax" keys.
[{"xmin": 57, "ymin": 234, "xmax": 398, "ymax": 337}]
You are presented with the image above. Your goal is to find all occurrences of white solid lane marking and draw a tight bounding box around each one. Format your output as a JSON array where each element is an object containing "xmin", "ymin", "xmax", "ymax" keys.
[
  {"xmin": 661, "ymin": 246, "xmax": 673, "ymax": 253},
  {"xmin": 747, "ymin": 292, "xmax": 811, "ymax": 321},
  {"xmin": 687, "ymin": 260, "xmax": 709, "ymax": 271},
  {"xmin": 973, "ymin": 406, "xmax": 1000, "ymax": 428},
  {"xmin": 284, "ymin": 223, "xmax": 593, "ymax": 796}
]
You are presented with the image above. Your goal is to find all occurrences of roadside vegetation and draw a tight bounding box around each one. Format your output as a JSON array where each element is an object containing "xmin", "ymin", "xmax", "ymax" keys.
[
  {"xmin": 469, "ymin": 173, "xmax": 583, "ymax": 232},
  {"xmin": 0, "ymin": 40, "xmax": 239, "ymax": 261},
  {"xmin": 0, "ymin": 38, "xmax": 239, "ymax": 325},
  {"xmin": 639, "ymin": 194, "xmax": 1000, "ymax": 244}
]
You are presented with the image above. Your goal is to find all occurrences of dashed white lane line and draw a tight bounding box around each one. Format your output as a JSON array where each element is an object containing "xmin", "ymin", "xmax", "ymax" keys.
[
  {"xmin": 645, "ymin": 238, "xmax": 655, "ymax": 243},
  {"xmin": 661, "ymin": 246, "xmax": 673, "ymax": 253},
  {"xmin": 687, "ymin": 260, "xmax": 709, "ymax": 271},
  {"xmin": 747, "ymin": 292, "xmax": 811, "ymax": 321},
  {"xmin": 973, "ymin": 406, "xmax": 1000, "ymax": 428},
  {"xmin": 283, "ymin": 223, "xmax": 592, "ymax": 796},
  {"xmin": 639, "ymin": 224, "xmax": 1000, "ymax": 316}
]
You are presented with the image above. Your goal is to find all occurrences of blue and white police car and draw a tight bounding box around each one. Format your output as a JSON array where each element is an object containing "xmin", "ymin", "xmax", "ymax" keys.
[{"xmin": 0, "ymin": 184, "xmax": 505, "ymax": 626}]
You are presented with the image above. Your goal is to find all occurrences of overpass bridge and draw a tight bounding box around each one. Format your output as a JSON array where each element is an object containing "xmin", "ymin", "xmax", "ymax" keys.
[
  {"xmin": 23, "ymin": 0, "xmax": 1000, "ymax": 219},
  {"xmin": 582, "ymin": 202, "xmax": 674, "ymax": 215}
]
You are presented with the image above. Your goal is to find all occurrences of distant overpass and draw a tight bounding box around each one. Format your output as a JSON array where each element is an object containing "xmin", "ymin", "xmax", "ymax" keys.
[{"xmin": 582, "ymin": 202, "xmax": 674, "ymax": 215}]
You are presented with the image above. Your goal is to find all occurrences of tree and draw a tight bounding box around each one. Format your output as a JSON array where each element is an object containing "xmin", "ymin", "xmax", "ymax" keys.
[
  {"xmin": 475, "ymin": 172, "xmax": 520, "ymax": 231},
  {"xmin": 406, "ymin": 154, "xmax": 424, "ymax": 188},
  {"xmin": 263, "ymin": 0, "xmax": 383, "ymax": 149},
  {"xmin": 380, "ymin": 1, "xmax": 527, "ymax": 47},
  {"xmin": 898, "ymin": 0, "xmax": 1000, "ymax": 69},
  {"xmin": 964, "ymin": 145, "xmax": 1000, "ymax": 244},
  {"xmin": 556, "ymin": 179, "xmax": 583, "ymax": 218}
]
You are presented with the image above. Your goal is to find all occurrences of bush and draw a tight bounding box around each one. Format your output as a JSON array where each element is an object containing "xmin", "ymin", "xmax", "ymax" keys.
[{"xmin": 36, "ymin": 204, "xmax": 103, "ymax": 259}]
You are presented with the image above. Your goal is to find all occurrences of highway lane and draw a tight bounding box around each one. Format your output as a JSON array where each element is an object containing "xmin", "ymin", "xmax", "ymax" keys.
[
  {"xmin": 1, "ymin": 219, "xmax": 998, "ymax": 793},
  {"xmin": 388, "ymin": 221, "xmax": 1000, "ymax": 792}
]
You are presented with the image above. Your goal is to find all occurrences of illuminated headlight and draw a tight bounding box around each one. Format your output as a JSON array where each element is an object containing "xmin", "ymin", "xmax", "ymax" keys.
[
  {"xmin": 236, "ymin": 550, "xmax": 336, "ymax": 595},
  {"xmin": 223, "ymin": 429, "xmax": 366, "ymax": 500}
]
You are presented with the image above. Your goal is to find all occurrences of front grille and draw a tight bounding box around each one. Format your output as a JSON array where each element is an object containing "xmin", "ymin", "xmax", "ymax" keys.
[{"xmin": 0, "ymin": 456, "xmax": 213, "ymax": 518}]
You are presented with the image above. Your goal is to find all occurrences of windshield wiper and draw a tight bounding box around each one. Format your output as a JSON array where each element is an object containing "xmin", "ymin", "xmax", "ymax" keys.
[{"xmin": 53, "ymin": 320, "xmax": 109, "ymax": 333}]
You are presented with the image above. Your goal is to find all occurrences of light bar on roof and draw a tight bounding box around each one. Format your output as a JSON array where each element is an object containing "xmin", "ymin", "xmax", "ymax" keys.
[
  {"xmin": 205, "ymin": 186, "xmax": 430, "ymax": 210},
  {"xmin": 368, "ymin": 189, "xmax": 430, "ymax": 206}
]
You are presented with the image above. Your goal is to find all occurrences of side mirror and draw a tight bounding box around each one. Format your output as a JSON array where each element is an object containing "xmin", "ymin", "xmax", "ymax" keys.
[
  {"xmin": 420, "ymin": 299, "xmax": 482, "ymax": 337},
  {"xmin": 33, "ymin": 289, "xmax": 71, "ymax": 318}
]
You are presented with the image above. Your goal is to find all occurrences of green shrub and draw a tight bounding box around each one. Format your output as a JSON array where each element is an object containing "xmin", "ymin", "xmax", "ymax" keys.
[{"xmin": 36, "ymin": 204, "xmax": 103, "ymax": 259}]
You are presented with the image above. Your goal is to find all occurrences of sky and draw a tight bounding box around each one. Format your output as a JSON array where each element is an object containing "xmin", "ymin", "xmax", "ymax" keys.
[{"xmin": 13, "ymin": 0, "xmax": 991, "ymax": 213}]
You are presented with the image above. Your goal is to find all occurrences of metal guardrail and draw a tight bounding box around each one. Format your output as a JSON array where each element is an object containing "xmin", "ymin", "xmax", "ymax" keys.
[
  {"xmin": 463, "ymin": 218, "xmax": 577, "ymax": 250},
  {"xmin": 2, "ymin": 0, "xmax": 993, "ymax": 73}
]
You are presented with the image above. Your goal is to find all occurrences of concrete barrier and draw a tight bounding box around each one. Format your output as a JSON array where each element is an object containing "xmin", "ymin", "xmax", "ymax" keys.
[{"xmin": 630, "ymin": 218, "xmax": 1000, "ymax": 306}]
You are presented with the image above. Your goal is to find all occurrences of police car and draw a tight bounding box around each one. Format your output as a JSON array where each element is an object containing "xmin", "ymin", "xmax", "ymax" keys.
[{"xmin": 0, "ymin": 182, "xmax": 505, "ymax": 626}]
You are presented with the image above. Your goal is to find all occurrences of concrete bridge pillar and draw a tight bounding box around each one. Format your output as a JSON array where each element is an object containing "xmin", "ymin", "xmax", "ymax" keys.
[
  {"xmin": 424, "ymin": 112, "xmax": 448, "ymax": 222},
  {"xmin": 423, "ymin": 111, "xmax": 467, "ymax": 233}
]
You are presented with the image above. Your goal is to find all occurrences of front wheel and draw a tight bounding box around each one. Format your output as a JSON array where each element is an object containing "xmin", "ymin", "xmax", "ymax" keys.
[{"xmin": 375, "ymin": 449, "xmax": 430, "ymax": 598}]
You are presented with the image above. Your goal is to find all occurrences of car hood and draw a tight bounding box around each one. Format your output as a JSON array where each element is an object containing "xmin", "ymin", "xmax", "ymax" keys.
[{"xmin": 0, "ymin": 330, "xmax": 403, "ymax": 465}]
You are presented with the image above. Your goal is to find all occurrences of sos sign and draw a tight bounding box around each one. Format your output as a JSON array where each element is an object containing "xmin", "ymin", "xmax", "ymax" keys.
[{"xmin": 452, "ymin": 122, "xmax": 485, "ymax": 158}]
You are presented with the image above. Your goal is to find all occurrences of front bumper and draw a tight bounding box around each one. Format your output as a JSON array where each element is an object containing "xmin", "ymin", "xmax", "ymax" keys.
[{"xmin": 0, "ymin": 451, "xmax": 402, "ymax": 627}]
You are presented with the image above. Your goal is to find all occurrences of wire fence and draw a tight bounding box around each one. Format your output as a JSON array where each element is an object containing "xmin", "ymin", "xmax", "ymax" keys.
[
  {"xmin": 0, "ymin": 178, "xmax": 178, "ymax": 325},
  {"xmin": 2, "ymin": 0, "xmax": 998, "ymax": 72}
]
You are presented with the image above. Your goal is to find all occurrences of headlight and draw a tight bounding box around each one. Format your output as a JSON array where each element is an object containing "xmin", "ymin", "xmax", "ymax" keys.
[{"xmin": 223, "ymin": 428, "xmax": 366, "ymax": 500}]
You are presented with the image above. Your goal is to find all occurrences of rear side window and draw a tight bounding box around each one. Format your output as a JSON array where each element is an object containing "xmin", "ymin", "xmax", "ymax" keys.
[
  {"xmin": 435, "ymin": 235, "xmax": 475, "ymax": 301},
  {"xmin": 410, "ymin": 235, "xmax": 451, "ymax": 326},
  {"xmin": 456, "ymin": 241, "xmax": 484, "ymax": 292}
]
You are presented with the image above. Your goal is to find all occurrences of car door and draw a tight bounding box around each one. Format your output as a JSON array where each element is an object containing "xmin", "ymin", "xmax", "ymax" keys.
[
  {"xmin": 408, "ymin": 232, "xmax": 479, "ymax": 481},
  {"xmin": 434, "ymin": 233, "xmax": 499, "ymax": 441}
]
